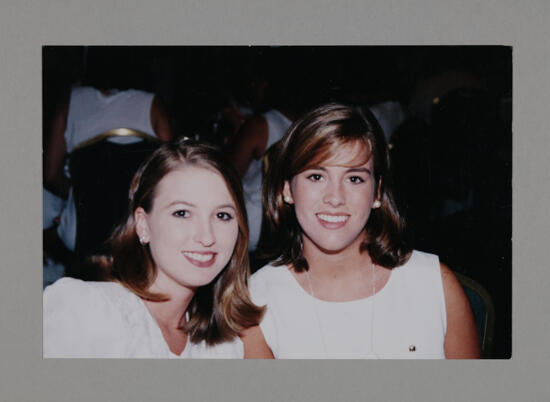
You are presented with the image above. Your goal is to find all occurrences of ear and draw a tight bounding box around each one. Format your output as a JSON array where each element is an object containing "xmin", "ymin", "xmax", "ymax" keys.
[
  {"xmin": 134, "ymin": 207, "xmax": 150, "ymax": 244},
  {"xmin": 375, "ymin": 177, "xmax": 383, "ymax": 202},
  {"xmin": 282, "ymin": 180, "xmax": 294, "ymax": 204}
]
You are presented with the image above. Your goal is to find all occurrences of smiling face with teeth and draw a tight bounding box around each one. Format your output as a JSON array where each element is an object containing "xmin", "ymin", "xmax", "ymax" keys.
[
  {"xmin": 283, "ymin": 141, "xmax": 377, "ymax": 256},
  {"xmin": 135, "ymin": 165, "xmax": 239, "ymax": 293}
]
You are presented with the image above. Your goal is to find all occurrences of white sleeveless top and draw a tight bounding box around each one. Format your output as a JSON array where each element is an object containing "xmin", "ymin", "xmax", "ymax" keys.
[
  {"xmin": 242, "ymin": 109, "xmax": 292, "ymax": 251},
  {"xmin": 56, "ymin": 87, "xmax": 157, "ymax": 251},
  {"xmin": 43, "ymin": 278, "xmax": 243, "ymax": 358},
  {"xmin": 248, "ymin": 250, "xmax": 447, "ymax": 359},
  {"xmin": 64, "ymin": 86, "xmax": 156, "ymax": 153}
]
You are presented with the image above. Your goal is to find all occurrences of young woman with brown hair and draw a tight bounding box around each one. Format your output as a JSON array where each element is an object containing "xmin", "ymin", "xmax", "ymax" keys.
[
  {"xmin": 242, "ymin": 103, "xmax": 479, "ymax": 359},
  {"xmin": 44, "ymin": 139, "xmax": 263, "ymax": 358}
]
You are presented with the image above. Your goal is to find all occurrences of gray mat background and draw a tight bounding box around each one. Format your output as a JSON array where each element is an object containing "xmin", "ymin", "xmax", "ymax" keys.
[{"xmin": 1, "ymin": 1, "xmax": 548, "ymax": 401}]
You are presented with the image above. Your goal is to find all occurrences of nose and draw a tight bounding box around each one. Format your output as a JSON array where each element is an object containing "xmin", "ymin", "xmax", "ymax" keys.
[
  {"xmin": 323, "ymin": 180, "xmax": 345, "ymax": 207},
  {"xmin": 193, "ymin": 217, "xmax": 216, "ymax": 247}
]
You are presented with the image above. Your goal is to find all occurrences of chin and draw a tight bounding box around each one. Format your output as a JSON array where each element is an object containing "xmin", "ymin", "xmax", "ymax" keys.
[
  {"xmin": 319, "ymin": 243, "xmax": 356, "ymax": 254},
  {"xmin": 173, "ymin": 269, "xmax": 224, "ymax": 289},
  {"xmin": 176, "ymin": 277, "xmax": 216, "ymax": 290},
  {"xmin": 306, "ymin": 231, "xmax": 365, "ymax": 255},
  {"xmin": 306, "ymin": 238, "xmax": 349, "ymax": 254}
]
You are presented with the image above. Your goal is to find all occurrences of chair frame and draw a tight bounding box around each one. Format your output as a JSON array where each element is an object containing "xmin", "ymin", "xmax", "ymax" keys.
[
  {"xmin": 68, "ymin": 128, "xmax": 160, "ymax": 270},
  {"xmin": 72, "ymin": 128, "xmax": 159, "ymax": 152}
]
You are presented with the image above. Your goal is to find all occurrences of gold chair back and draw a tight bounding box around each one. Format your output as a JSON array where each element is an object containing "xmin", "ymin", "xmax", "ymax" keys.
[{"xmin": 72, "ymin": 128, "xmax": 159, "ymax": 152}]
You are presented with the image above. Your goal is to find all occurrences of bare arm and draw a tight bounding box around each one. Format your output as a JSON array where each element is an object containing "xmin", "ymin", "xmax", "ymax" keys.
[
  {"xmin": 43, "ymin": 93, "xmax": 71, "ymax": 199},
  {"xmin": 225, "ymin": 115, "xmax": 268, "ymax": 177},
  {"xmin": 441, "ymin": 263, "xmax": 481, "ymax": 358},
  {"xmin": 150, "ymin": 95, "xmax": 174, "ymax": 142},
  {"xmin": 240, "ymin": 325, "xmax": 274, "ymax": 359}
]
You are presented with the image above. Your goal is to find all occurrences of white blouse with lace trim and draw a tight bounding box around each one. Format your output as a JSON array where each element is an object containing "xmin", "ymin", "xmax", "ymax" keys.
[{"xmin": 43, "ymin": 278, "xmax": 243, "ymax": 358}]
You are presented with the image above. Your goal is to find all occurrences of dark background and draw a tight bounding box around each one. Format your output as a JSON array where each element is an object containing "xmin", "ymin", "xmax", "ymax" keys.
[{"xmin": 43, "ymin": 46, "xmax": 512, "ymax": 358}]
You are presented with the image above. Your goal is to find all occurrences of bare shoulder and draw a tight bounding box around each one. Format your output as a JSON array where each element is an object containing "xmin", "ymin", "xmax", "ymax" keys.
[
  {"xmin": 241, "ymin": 114, "xmax": 268, "ymax": 135},
  {"xmin": 234, "ymin": 115, "xmax": 268, "ymax": 151},
  {"xmin": 150, "ymin": 95, "xmax": 174, "ymax": 142},
  {"xmin": 224, "ymin": 114, "xmax": 268, "ymax": 176},
  {"xmin": 440, "ymin": 263, "xmax": 463, "ymax": 291},
  {"xmin": 440, "ymin": 263, "xmax": 481, "ymax": 358},
  {"xmin": 440, "ymin": 263, "xmax": 472, "ymax": 319}
]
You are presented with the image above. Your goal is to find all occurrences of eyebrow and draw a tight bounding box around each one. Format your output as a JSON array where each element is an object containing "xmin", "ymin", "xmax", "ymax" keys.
[
  {"xmin": 217, "ymin": 204, "xmax": 237, "ymax": 211},
  {"xmin": 306, "ymin": 166, "xmax": 372, "ymax": 174},
  {"xmin": 307, "ymin": 166, "xmax": 327, "ymax": 172},
  {"xmin": 166, "ymin": 200, "xmax": 236, "ymax": 211},
  {"xmin": 167, "ymin": 200, "xmax": 196, "ymax": 208},
  {"xmin": 346, "ymin": 167, "xmax": 372, "ymax": 174}
]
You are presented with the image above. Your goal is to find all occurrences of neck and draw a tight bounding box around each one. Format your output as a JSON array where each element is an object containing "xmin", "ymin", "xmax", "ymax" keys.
[
  {"xmin": 299, "ymin": 235, "xmax": 387, "ymax": 302},
  {"xmin": 302, "ymin": 235, "xmax": 371, "ymax": 279},
  {"xmin": 144, "ymin": 280, "xmax": 195, "ymax": 329}
]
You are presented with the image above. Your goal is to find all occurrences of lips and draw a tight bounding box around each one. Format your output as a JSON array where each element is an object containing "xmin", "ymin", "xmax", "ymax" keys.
[
  {"xmin": 316, "ymin": 213, "xmax": 349, "ymax": 229},
  {"xmin": 182, "ymin": 251, "xmax": 217, "ymax": 268}
]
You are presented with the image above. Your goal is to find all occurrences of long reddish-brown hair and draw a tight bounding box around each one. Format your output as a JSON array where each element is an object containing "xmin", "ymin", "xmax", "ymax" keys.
[
  {"xmin": 259, "ymin": 103, "xmax": 412, "ymax": 271},
  {"xmin": 99, "ymin": 138, "xmax": 263, "ymax": 345}
]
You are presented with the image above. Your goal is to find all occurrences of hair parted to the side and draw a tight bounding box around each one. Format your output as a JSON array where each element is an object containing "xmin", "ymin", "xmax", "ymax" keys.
[
  {"xmin": 259, "ymin": 103, "xmax": 412, "ymax": 271},
  {"xmin": 97, "ymin": 138, "xmax": 263, "ymax": 345}
]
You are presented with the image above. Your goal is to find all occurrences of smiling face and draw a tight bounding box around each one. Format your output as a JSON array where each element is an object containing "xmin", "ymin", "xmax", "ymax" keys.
[
  {"xmin": 135, "ymin": 165, "xmax": 240, "ymax": 293},
  {"xmin": 283, "ymin": 141, "xmax": 378, "ymax": 256}
]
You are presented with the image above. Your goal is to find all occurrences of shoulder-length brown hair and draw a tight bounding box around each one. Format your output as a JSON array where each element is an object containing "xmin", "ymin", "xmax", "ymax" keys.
[
  {"xmin": 100, "ymin": 138, "xmax": 263, "ymax": 345},
  {"xmin": 259, "ymin": 103, "xmax": 412, "ymax": 271}
]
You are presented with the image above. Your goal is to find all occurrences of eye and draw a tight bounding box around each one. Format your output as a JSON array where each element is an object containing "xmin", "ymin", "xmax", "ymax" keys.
[
  {"xmin": 307, "ymin": 173, "xmax": 323, "ymax": 182},
  {"xmin": 172, "ymin": 210, "xmax": 190, "ymax": 218},
  {"xmin": 348, "ymin": 176, "xmax": 365, "ymax": 184},
  {"xmin": 216, "ymin": 211, "xmax": 233, "ymax": 221}
]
